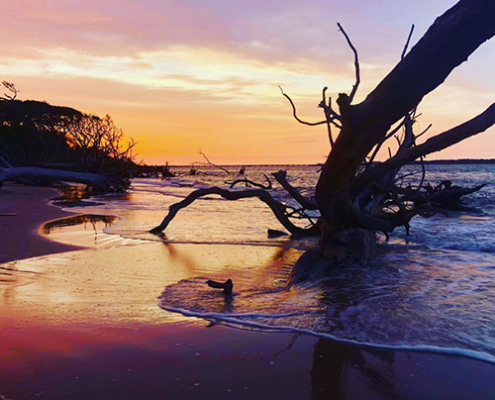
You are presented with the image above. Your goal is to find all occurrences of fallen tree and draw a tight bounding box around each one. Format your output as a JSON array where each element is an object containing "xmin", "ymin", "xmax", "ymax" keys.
[
  {"xmin": 0, "ymin": 166, "xmax": 116, "ymax": 191},
  {"xmin": 150, "ymin": 186, "xmax": 320, "ymax": 237},
  {"xmin": 152, "ymin": 0, "xmax": 495, "ymax": 279}
]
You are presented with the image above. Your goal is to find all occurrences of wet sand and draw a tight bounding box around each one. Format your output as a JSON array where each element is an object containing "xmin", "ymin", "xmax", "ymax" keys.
[
  {"xmin": 1, "ymin": 184, "xmax": 494, "ymax": 399},
  {"xmin": 0, "ymin": 183, "xmax": 82, "ymax": 263}
]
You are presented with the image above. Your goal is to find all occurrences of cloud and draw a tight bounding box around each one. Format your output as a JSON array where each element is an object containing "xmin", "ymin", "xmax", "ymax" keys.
[
  {"xmin": 1, "ymin": 0, "xmax": 434, "ymax": 70},
  {"xmin": 158, "ymin": 74, "xmax": 260, "ymax": 88},
  {"xmin": 1, "ymin": 0, "xmax": 494, "ymax": 163}
]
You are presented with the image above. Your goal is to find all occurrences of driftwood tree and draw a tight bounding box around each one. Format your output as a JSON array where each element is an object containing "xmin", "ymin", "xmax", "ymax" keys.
[{"xmin": 152, "ymin": 0, "xmax": 495, "ymax": 279}]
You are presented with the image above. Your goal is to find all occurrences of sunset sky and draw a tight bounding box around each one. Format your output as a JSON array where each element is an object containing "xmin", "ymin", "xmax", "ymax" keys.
[{"xmin": 1, "ymin": 0, "xmax": 494, "ymax": 165}]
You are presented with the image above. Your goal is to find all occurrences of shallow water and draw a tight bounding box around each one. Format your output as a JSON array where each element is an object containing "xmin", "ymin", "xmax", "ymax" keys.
[{"xmin": 38, "ymin": 164, "xmax": 495, "ymax": 364}]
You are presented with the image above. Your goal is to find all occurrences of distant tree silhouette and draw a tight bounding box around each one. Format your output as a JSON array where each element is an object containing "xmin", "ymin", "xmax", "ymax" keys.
[
  {"xmin": 0, "ymin": 81, "xmax": 18, "ymax": 101},
  {"xmin": 0, "ymin": 93, "xmax": 136, "ymax": 190},
  {"xmin": 67, "ymin": 114, "xmax": 136, "ymax": 172}
]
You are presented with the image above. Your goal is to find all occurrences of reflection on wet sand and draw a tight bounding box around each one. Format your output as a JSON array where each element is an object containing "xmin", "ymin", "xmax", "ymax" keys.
[
  {"xmin": 0, "ymin": 239, "xmax": 297, "ymax": 327},
  {"xmin": 311, "ymin": 339, "xmax": 406, "ymax": 399},
  {"xmin": 51, "ymin": 185, "xmax": 101, "ymax": 208},
  {"xmin": 43, "ymin": 214, "xmax": 118, "ymax": 233},
  {"xmin": 1, "ymin": 235, "xmax": 495, "ymax": 398},
  {"xmin": 0, "ymin": 240, "xmax": 315, "ymax": 399},
  {"xmin": 41, "ymin": 214, "xmax": 123, "ymax": 248}
]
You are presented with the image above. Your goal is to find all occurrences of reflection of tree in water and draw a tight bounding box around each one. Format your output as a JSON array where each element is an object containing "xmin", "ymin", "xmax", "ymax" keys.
[
  {"xmin": 52, "ymin": 185, "xmax": 131, "ymax": 207},
  {"xmin": 160, "ymin": 239, "xmax": 197, "ymax": 273},
  {"xmin": 43, "ymin": 214, "xmax": 117, "ymax": 233},
  {"xmin": 311, "ymin": 339, "xmax": 407, "ymax": 400},
  {"xmin": 42, "ymin": 214, "xmax": 118, "ymax": 244},
  {"xmin": 307, "ymin": 263, "xmax": 412, "ymax": 399},
  {"xmin": 56, "ymin": 185, "xmax": 90, "ymax": 201}
]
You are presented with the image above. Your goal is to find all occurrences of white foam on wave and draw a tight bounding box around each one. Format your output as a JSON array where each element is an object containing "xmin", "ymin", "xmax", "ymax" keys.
[
  {"xmin": 160, "ymin": 304, "xmax": 495, "ymax": 365},
  {"xmin": 159, "ymin": 307, "xmax": 316, "ymax": 319}
]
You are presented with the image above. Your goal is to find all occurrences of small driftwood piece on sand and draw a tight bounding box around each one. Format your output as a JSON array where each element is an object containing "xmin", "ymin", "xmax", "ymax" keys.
[{"xmin": 206, "ymin": 279, "xmax": 233, "ymax": 295}]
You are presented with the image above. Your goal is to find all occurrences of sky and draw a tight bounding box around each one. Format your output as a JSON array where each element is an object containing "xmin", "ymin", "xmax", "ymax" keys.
[{"xmin": 1, "ymin": 0, "xmax": 494, "ymax": 165}]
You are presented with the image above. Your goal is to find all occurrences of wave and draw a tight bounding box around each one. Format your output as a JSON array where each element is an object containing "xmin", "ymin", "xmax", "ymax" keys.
[
  {"xmin": 160, "ymin": 305, "xmax": 495, "ymax": 365},
  {"xmin": 158, "ymin": 246, "xmax": 495, "ymax": 370}
]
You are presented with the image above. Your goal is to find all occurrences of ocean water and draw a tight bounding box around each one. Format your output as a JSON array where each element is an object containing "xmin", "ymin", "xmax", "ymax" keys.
[{"xmin": 55, "ymin": 164, "xmax": 495, "ymax": 364}]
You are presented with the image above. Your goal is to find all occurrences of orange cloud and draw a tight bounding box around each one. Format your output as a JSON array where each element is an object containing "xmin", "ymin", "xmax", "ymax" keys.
[{"xmin": 1, "ymin": 1, "xmax": 494, "ymax": 164}]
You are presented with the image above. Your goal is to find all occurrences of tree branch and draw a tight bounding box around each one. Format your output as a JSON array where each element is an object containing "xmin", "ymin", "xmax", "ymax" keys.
[
  {"xmin": 199, "ymin": 151, "xmax": 231, "ymax": 175},
  {"xmin": 320, "ymin": 87, "xmax": 335, "ymax": 147},
  {"xmin": 401, "ymin": 24, "xmax": 415, "ymax": 60},
  {"xmin": 1, "ymin": 81, "xmax": 19, "ymax": 101},
  {"xmin": 226, "ymin": 174, "xmax": 272, "ymax": 189},
  {"xmin": 278, "ymin": 86, "xmax": 328, "ymax": 127},
  {"xmin": 0, "ymin": 167, "xmax": 110, "ymax": 189},
  {"xmin": 357, "ymin": 102, "xmax": 495, "ymax": 185},
  {"xmin": 367, "ymin": 1, "xmax": 495, "ymax": 132},
  {"xmin": 150, "ymin": 187, "xmax": 319, "ymax": 236},
  {"xmin": 272, "ymin": 170, "xmax": 318, "ymax": 210},
  {"xmin": 366, "ymin": 117, "xmax": 407, "ymax": 167},
  {"xmin": 337, "ymin": 23, "xmax": 360, "ymax": 103}
]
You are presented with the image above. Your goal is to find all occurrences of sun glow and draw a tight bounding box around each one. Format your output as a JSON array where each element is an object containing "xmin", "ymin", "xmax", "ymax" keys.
[{"xmin": 2, "ymin": 1, "xmax": 495, "ymax": 164}]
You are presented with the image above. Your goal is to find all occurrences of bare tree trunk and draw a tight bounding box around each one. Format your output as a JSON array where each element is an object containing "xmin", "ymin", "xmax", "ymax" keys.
[{"xmin": 316, "ymin": 0, "xmax": 495, "ymax": 243}]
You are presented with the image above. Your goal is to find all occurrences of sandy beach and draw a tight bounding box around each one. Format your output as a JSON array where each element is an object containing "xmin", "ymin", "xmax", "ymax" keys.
[
  {"xmin": 1, "ymin": 184, "xmax": 494, "ymax": 400},
  {"xmin": 0, "ymin": 184, "xmax": 82, "ymax": 264}
]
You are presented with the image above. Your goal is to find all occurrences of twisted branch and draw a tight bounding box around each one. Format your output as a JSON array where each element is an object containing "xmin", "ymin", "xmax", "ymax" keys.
[
  {"xmin": 226, "ymin": 174, "xmax": 272, "ymax": 189},
  {"xmin": 278, "ymin": 86, "xmax": 328, "ymax": 127},
  {"xmin": 150, "ymin": 187, "xmax": 319, "ymax": 236},
  {"xmin": 357, "ymin": 102, "xmax": 495, "ymax": 186},
  {"xmin": 337, "ymin": 23, "xmax": 360, "ymax": 103},
  {"xmin": 272, "ymin": 170, "xmax": 318, "ymax": 210},
  {"xmin": 401, "ymin": 24, "xmax": 415, "ymax": 60},
  {"xmin": 199, "ymin": 151, "xmax": 231, "ymax": 175}
]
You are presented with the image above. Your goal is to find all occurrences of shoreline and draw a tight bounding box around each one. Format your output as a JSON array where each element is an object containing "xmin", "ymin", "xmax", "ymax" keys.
[
  {"xmin": 1, "ymin": 183, "xmax": 494, "ymax": 399},
  {"xmin": 0, "ymin": 183, "xmax": 83, "ymax": 264}
]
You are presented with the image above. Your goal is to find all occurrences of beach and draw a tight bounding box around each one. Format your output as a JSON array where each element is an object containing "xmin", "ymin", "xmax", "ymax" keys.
[
  {"xmin": 0, "ymin": 184, "xmax": 82, "ymax": 264},
  {"xmin": 1, "ymin": 182, "xmax": 495, "ymax": 399}
]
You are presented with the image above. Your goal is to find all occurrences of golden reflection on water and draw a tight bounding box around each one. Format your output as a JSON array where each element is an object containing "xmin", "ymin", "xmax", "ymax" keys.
[
  {"xmin": 0, "ymin": 240, "xmax": 301, "ymax": 328},
  {"xmin": 42, "ymin": 214, "xmax": 118, "ymax": 234},
  {"xmin": 56, "ymin": 185, "xmax": 90, "ymax": 201},
  {"xmin": 0, "ymin": 213, "xmax": 304, "ymax": 368},
  {"xmin": 40, "ymin": 214, "xmax": 123, "ymax": 248}
]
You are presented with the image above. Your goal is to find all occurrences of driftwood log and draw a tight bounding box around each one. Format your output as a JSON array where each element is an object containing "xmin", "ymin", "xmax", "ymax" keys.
[
  {"xmin": 150, "ymin": 186, "xmax": 319, "ymax": 237},
  {"xmin": 0, "ymin": 167, "xmax": 113, "ymax": 190},
  {"xmin": 206, "ymin": 279, "xmax": 234, "ymax": 295}
]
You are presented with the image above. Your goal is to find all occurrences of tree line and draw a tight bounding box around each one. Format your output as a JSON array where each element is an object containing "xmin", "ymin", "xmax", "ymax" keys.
[{"xmin": 0, "ymin": 81, "xmax": 137, "ymax": 190}]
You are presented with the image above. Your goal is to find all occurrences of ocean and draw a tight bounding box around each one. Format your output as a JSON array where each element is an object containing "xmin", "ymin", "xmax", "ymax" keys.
[{"xmin": 45, "ymin": 163, "xmax": 495, "ymax": 365}]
